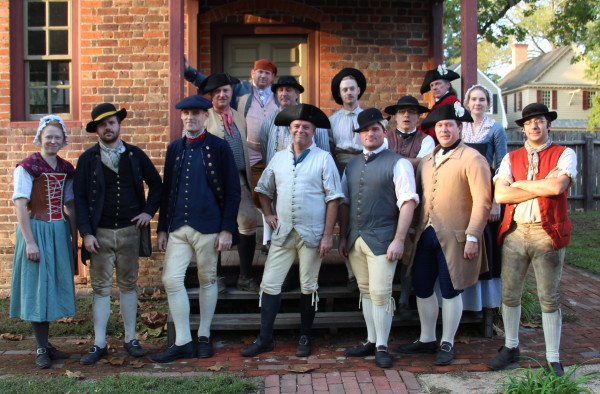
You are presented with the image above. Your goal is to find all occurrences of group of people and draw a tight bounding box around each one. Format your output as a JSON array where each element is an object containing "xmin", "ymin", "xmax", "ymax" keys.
[{"xmin": 10, "ymin": 58, "xmax": 576, "ymax": 376}]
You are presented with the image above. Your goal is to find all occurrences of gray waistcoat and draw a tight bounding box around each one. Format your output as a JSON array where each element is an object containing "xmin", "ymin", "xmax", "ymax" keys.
[{"xmin": 346, "ymin": 149, "xmax": 400, "ymax": 255}]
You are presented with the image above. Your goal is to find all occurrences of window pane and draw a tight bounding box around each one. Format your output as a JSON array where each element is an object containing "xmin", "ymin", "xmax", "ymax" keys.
[
  {"xmin": 49, "ymin": 30, "xmax": 68, "ymax": 55},
  {"xmin": 49, "ymin": 2, "xmax": 68, "ymax": 26},
  {"xmin": 29, "ymin": 61, "xmax": 48, "ymax": 86},
  {"xmin": 29, "ymin": 88, "xmax": 48, "ymax": 115},
  {"xmin": 27, "ymin": 2, "xmax": 45, "ymax": 27},
  {"xmin": 27, "ymin": 30, "xmax": 46, "ymax": 55},
  {"xmin": 51, "ymin": 88, "xmax": 70, "ymax": 114},
  {"xmin": 51, "ymin": 61, "xmax": 70, "ymax": 85}
]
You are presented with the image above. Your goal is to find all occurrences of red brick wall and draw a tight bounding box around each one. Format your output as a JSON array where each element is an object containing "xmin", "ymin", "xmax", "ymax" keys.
[{"xmin": 0, "ymin": 0, "xmax": 171, "ymax": 295}]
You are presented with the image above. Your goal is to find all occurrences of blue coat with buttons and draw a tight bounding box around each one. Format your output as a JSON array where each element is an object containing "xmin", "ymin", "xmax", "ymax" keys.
[
  {"xmin": 73, "ymin": 142, "xmax": 162, "ymax": 261},
  {"xmin": 157, "ymin": 133, "xmax": 241, "ymax": 244}
]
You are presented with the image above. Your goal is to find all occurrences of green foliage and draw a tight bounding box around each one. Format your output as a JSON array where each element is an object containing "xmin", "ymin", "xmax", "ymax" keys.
[
  {"xmin": 565, "ymin": 212, "xmax": 600, "ymax": 273},
  {"xmin": 500, "ymin": 361, "xmax": 598, "ymax": 393},
  {"xmin": 519, "ymin": 278, "xmax": 541, "ymax": 325},
  {"xmin": 0, "ymin": 374, "xmax": 257, "ymax": 394}
]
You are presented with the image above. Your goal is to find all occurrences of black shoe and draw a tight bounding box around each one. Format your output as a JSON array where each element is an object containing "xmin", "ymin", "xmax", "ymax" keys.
[
  {"xmin": 261, "ymin": 241, "xmax": 270, "ymax": 255},
  {"xmin": 36, "ymin": 347, "xmax": 52, "ymax": 369},
  {"xmin": 545, "ymin": 361, "xmax": 565, "ymax": 377},
  {"xmin": 237, "ymin": 276, "xmax": 260, "ymax": 293},
  {"xmin": 345, "ymin": 340, "xmax": 376, "ymax": 357},
  {"xmin": 435, "ymin": 341, "xmax": 454, "ymax": 365},
  {"xmin": 375, "ymin": 345, "xmax": 393, "ymax": 368},
  {"xmin": 397, "ymin": 340, "xmax": 437, "ymax": 354},
  {"xmin": 124, "ymin": 339, "xmax": 147, "ymax": 357},
  {"xmin": 347, "ymin": 277, "xmax": 359, "ymax": 292},
  {"xmin": 80, "ymin": 345, "xmax": 108, "ymax": 365},
  {"xmin": 47, "ymin": 343, "xmax": 69, "ymax": 360},
  {"xmin": 197, "ymin": 336, "xmax": 214, "ymax": 358},
  {"xmin": 296, "ymin": 335, "xmax": 312, "ymax": 357},
  {"xmin": 150, "ymin": 341, "xmax": 195, "ymax": 363},
  {"xmin": 488, "ymin": 346, "xmax": 520, "ymax": 370},
  {"xmin": 240, "ymin": 338, "xmax": 274, "ymax": 357}
]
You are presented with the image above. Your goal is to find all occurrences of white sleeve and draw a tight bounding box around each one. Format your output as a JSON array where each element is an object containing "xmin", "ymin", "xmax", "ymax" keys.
[
  {"xmin": 393, "ymin": 158, "xmax": 419, "ymax": 208},
  {"xmin": 341, "ymin": 170, "xmax": 350, "ymax": 205},
  {"xmin": 417, "ymin": 135, "xmax": 435, "ymax": 158},
  {"xmin": 493, "ymin": 153, "xmax": 513, "ymax": 184},
  {"xmin": 12, "ymin": 166, "xmax": 33, "ymax": 202},
  {"xmin": 556, "ymin": 148, "xmax": 577, "ymax": 180}
]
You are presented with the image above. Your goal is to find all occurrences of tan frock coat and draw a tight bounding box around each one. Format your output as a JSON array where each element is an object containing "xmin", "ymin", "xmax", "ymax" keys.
[{"xmin": 410, "ymin": 142, "xmax": 492, "ymax": 290}]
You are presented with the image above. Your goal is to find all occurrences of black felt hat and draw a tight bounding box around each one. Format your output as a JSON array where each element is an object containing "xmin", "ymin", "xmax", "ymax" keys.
[
  {"xmin": 271, "ymin": 75, "xmax": 304, "ymax": 93},
  {"xmin": 420, "ymin": 103, "xmax": 473, "ymax": 130},
  {"xmin": 420, "ymin": 65, "xmax": 460, "ymax": 94},
  {"xmin": 352, "ymin": 108, "xmax": 386, "ymax": 133},
  {"xmin": 199, "ymin": 73, "xmax": 240, "ymax": 94},
  {"xmin": 384, "ymin": 95, "xmax": 430, "ymax": 115},
  {"xmin": 331, "ymin": 68, "xmax": 367, "ymax": 105},
  {"xmin": 175, "ymin": 95, "xmax": 213, "ymax": 110},
  {"xmin": 515, "ymin": 103, "xmax": 558, "ymax": 127},
  {"xmin": 274, "ymin": 104, "xmax": 331, "ymax": 129},
  {"xmin": 86, "ymin": 103, "xmax": 127, "ymax": 133}
]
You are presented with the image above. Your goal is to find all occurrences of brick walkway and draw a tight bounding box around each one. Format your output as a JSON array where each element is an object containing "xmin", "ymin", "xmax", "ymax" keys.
[{"xmin": 1, "ymin": 264, "xmax": 599, "ymax": 393}]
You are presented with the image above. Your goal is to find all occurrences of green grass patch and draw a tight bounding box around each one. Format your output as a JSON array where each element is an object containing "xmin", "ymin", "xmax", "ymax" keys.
[
  {"xmin": 500, "ymin": 361, "xmax": 598, "ymax": 393},
  {"xmin": 0, "ymin": 374, "xmax": 257, "ymax": 393},
  {"xmin": 566, "ymin": 211, "xmax": 600, "ymax": 274}
]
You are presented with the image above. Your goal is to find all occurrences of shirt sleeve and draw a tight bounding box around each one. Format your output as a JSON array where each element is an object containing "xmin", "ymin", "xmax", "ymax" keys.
[
  {"xmin": 322, "ymin": 154, "xmax": 345, "ymax": 203},
  {"xmin": 255, "ymin": 158, "xmax": 276, "ymax": 199},
  {"xmin": 12, "ymin": 166, "xmax": 33, "ymax": 202},
  {"xmin": 556, "ymin": 147, "xmax": 577, "ymax": 180},
  {"xmin": 64, "ymin": 178, "xmax": 74, "ymax": 203},
  {"xmin": 417, "ymin": 135, "xmax": 435, "ymax": 158},
  {"xmin": 393, "ymin": 158, "xmax": 419, "ymax": 208},
  {"xmin": 340, "ymin": 170, "xmax": 350, "ymax": 205},
  {"xmin": 493, "ymin": 153, "xmax": 513, "ymax": 184}
]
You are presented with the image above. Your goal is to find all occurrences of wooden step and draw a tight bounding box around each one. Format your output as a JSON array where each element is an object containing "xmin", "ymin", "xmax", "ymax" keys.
[{"xmin": 186, "ymin": 285, "xmax": 401, "ymax": 300}]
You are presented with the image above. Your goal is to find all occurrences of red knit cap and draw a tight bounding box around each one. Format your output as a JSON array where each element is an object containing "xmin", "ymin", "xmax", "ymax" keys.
[{"xmin": 253, "ymin": 59, "xmax": 277, "ymax": 75}]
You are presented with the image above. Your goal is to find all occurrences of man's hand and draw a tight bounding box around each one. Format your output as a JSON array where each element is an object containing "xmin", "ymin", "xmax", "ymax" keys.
[
  {"xmin": 386, "ymin": 238, "xmax": 405, "ymax": 262},
  {"xmin": 157, "ymin": 231, "xmax": 168, "ymax": 252},
  {"xmin": 131, "ymin": 213, "xmax": 152, "ymax": 228},
  {"xmin": 214, "ymin": 231, "xmax": 232, "ymax": 252},
  {"xmin": 26, "ymin": 241, "xmax": 40, "ymax": 262},
  {"xmin": 265, "ymin": 214, "xmax": 278, "ymax": 230},
  {"xmin": 319, "ymin": 234, "xmax": 333, "ymax": 257},
  {"xmin": 84, "ymin": 234, "xmax": 100, "ymax": 254},
  {"xmin": 464, "ymin": 240, "xmax": 479, "ymax": 260},
  {"xmin": 489, "ymin": 202, "xmax": 501, "ymax": 223},
  {"xmin": 338, "ymin": 237, "xmax": 348, "ymax": 259}
]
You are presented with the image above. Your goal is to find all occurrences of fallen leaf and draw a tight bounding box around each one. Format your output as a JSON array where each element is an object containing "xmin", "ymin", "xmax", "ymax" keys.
[
  {"xmin": 207, "ymin": 364, "xmax": 224, "ymax": 371},
  {"xmin": 129, "ymin": 360, "xmax": 145, "ymax": 369},
  {"xmin": 240, "ymin": 336, "xmax": 255, "ymax": 345},
  {"xmin": 75, "ymin": 339, "xmax": 87, "ymax": 345},
  {"xmin": 141, "ymin": 311, "xmax": 168, "ymax": 328},
  {"xmin": 151, "ymin": 289, "xmax": 165, "ymax": 299},
  {"xmin": 522, "ymin": 322, "xmax": 541, "ymax": 328},
  {"xmin": 56, "ymin": 317, "xmax": 85, "ymax": 324},
  {"xmin": 65, "ymin": 370, "xmax": 85, "ymax": 379},
  {"xmin": 105, "ymin": 356, "xmax": 126, "ymax": 366},
  {"xmin": 493, "ymin": 324, "xmax": 505, "ymax": 337},
  {"xmin": 455, "ymin": 336, "xmax": 470, "ymax": 344},
  {"xmin": 286, "ymin": 365, "xmax": 316, "ymax": 373},
  {"xmin": 1, "ymin": 333, "xmax": 23, "ymax": 341},
  {"xmin": 135, "ymin": 332, "xmax": 148, "ymax": 341},
  {"xmin": 144, "ymin": 326, "xmax": 164, "ymax": 338}
]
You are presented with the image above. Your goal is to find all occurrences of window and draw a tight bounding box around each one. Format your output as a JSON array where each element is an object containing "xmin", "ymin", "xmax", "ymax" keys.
[
  {"xmin": 25, "ymin": 0, "xmax": 71, "ymax": 120},
  {"xmin": 503, "ymin": 95, "xmax": 507, "ymax": 115},
  {"xmin": 541, "ymin": 90, "xmax": 551, "ymax": 108},
  {"xmin": 583, "ymin": 91, "xmax": 596, "ymax": 110},
  {"xmin": 515, "ymin": 92, "xmax": 522, "ymax": 112},
  {"xmin": 10, "ymin": 0, "xmax": 79, "ymax": 123}
]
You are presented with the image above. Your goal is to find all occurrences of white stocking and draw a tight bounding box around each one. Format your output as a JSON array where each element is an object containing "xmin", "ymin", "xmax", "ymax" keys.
[
  {"xmin": 92, "ymin": 295, "xmax": 111, "ymax": 348},
  {"xmin": 416, "ymin": 294, "xmax": 438, "ymax": 343}
]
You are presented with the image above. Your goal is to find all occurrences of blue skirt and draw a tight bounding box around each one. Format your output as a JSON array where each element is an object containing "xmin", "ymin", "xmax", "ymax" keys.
[{"xmin": 10, "ymin": 219, "xmax": 76, "ymax": 322}]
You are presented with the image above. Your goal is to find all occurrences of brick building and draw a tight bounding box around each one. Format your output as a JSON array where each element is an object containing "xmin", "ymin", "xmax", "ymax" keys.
[{"xmin": 0, "ymin": 0, "xmax": 475, "ymax": 294}]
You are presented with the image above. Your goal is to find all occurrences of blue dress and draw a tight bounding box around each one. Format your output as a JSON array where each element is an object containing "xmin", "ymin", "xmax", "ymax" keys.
[{"xmin": 10, "ymin": 155, "xmax": 76, "ymax": 322}]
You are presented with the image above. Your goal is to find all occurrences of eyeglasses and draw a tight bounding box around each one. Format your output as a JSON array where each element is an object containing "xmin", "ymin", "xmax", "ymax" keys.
[{"xmin": 523, "ymin": 118, "xmax": 547, "ymax": 127}]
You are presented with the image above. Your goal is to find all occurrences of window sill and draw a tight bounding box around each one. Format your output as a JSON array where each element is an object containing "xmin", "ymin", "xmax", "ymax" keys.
[{"xmin": 10, "ymin": 120, "xmax": 83, "ymax": 128}]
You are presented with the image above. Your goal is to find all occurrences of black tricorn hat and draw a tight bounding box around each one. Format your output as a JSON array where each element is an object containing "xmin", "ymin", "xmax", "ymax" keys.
[
  {"xmin": 271, "ymin": 75, "xmax": 304, "ymax": 94},
  {"xmin": 515, "ymin": 102, "xmax": 558, "ymax": 127},
  {"xmin": 420, "ymin": 103, "xmax": 473, "ymax": 130},
  {"xmin": 353, "ymin": 108, "xmax": 387, "ymax": 133},
  {"xmin": 274, "ymin": 104, "xmax": 331, "ymax": 129},
  {"xmin": 86, "ymin": 103, "xmax": 127, "ymax": 133},
  {"xmin": 331, "ymin": 68, "xmax": 367, "ymax": 105},
  {"xmin": 420, "ymin": 65, "xmax": 460, "ymax": 94},
  {"xmin": 199, "ymin": 73, "xmax": 240, "ymax": 94},
  {"xmin": 384, "ymin": 95, "xmax": 430, "ymax": 115}
]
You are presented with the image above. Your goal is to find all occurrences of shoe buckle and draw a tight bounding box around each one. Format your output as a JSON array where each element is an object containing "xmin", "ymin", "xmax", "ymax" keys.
[
  {"xmin": 37, "ymin": 348, "xmax": 47, "ymax": 355},
  {"xmin": 299, "ymin": 336, "xmax": 309, "ymax": 346},
  {"xmin": 440, "ymin": 343, "xmax": 452, "ymax": 352}
]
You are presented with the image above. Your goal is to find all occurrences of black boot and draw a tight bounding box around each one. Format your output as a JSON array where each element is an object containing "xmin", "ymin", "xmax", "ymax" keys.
[
  {"xmin": 240, "ymin": 293, "xmax": 281, "ymax": 357},
  {"xmin": 237, "ymin": 234, "xmax": 259, "ymax": 292},
  {"xmin": 297, "ymin": 294, "xmax": 317, "ymax": 357}
]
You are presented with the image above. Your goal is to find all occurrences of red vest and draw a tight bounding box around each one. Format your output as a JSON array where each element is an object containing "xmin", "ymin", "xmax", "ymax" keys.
[{"xmin": 497, "ymin": 143, "xmax": 571, "ymax": 249}]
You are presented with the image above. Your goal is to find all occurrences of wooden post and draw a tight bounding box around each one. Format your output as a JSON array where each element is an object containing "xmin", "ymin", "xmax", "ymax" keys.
[
  {"xmin": 583, "ymin": 134, "xmax": 594, "ymax": 211},
  {"xmin": 432, "ymin": 1, "xmax": 444, "ymax": 65},
  {"xmin": 460, "ymin": 0, "xmax": 478, "ymax": 100},
  {"xmin": 169, "ymin": 1, "xmax": 185, "ymax": 141}
]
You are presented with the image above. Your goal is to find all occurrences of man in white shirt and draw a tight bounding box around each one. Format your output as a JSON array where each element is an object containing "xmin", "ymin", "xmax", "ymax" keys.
[{"xmin": 241, "ymin": 104, "xmax": 344, "ymax": 358}]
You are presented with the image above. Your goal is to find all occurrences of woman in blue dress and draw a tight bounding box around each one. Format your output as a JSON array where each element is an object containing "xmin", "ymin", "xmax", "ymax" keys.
[{"xmin": 11, "ymin": 115, "xmax": 76, "ymax": 369}]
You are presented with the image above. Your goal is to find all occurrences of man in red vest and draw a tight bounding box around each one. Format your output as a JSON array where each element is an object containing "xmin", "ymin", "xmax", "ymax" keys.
[{"xmin": 489, "ymin": 103, "xmax": 577, "ymax": 377}]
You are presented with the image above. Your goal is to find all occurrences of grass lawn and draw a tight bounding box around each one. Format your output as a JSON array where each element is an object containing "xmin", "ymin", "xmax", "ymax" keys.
[
  {"xmin": 0, "ymin": 374, "xmax": 257, "ymax": 393},
  {"xmin": 566, "ymin": 211, "xmax": 600, "ymax": 274}
]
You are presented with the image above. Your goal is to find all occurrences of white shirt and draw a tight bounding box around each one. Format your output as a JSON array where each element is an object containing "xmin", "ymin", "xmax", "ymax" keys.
[
  {"xmin": 12, "ymin": 165, "xmax": 74, "ymax": 203},
  {"xmin": 341, "ymin": 139, "xmax": 419, "ymax": 209},
  {"xmin": 494, "ymin": 147, "xmax": 577, "ymax": 223},
  {"xmin": 255, "ymin": 143, "xmax": 344, "ymax": 248},
  {"xmin": 328, "ymin": 105, "xmax": 364, "ymax": 151},
  {"xmin": 396, "ymin": 129, "xmax": 436, "ymax": 158}
]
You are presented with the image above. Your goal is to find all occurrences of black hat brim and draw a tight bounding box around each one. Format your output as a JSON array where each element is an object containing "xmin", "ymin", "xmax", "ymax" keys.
[
  {"xmin": 420, "ymin": 104, "xmax": 473, "ymax": 130},
  {"xmin": 331, "ymin": 68, "xmax": 367, "ymax": 105},
  {"xmin": 271, "ymin": 82, "xmax": 304, "ymax": 94},
  {"xmin": 384, "ymin": 103, "xmax": 429, "ymax": 115},
  {"xmin": 200, "ymin": 73, "xmax": 241, "ymax": 95},
  {"xmin": 515, "ymin": 110, "xmax": 558, "ymax": 127},
  {"xmin": 85, "ymin": 108, "xmax": 127, "ymax": 133},
  {"xmin": 420, "ymin": 69, "xmax": 460, "ymax": 94},
  {"xmin": 274, "ymin": 104, "xmax": 330, "ymax": 129}
]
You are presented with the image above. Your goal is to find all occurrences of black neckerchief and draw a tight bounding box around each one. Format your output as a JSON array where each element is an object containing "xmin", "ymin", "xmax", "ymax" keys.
[
  {"xmin": 441, "ymin": 139, "xmax": 461, "ymax": 155},
  {"xmin": 396, "ymin": 129, "xmax": 415, "ymax": 139}
]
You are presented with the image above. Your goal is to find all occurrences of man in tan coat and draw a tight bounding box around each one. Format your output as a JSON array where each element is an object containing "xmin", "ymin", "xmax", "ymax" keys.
[{"xmin": 397, "ymin": 103, "xmax": 491, "ymax": 365}]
